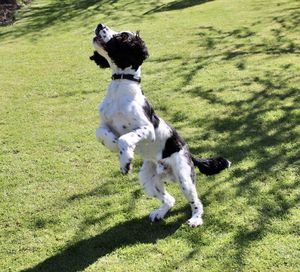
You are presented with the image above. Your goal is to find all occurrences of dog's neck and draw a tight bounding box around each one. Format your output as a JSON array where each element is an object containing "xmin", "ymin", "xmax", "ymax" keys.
[{"xmin": 111, "ymin": 64, "xmax": 141, "ymax": 83}]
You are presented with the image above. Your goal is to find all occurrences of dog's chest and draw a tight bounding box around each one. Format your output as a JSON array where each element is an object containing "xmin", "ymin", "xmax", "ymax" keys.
[{"xmin": 99, "ymin": 89, "xmax": 143, "ymax": 135}]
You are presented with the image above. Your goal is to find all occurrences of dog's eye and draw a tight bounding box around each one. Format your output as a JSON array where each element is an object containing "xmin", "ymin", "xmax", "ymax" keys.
[{"xmin": 121, "ymin": 32, "xmax": 129, "ymax": 38}]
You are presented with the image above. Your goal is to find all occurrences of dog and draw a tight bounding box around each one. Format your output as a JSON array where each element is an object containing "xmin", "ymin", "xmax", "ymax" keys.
[{"xmin": 90, "ymin": 23, "xmax": 231, "ymax": 227}]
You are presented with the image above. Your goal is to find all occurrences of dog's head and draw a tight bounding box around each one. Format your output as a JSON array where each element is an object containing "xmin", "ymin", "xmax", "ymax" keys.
[{"xmin": 91, "ymin": 23, "xmax": 149, "ymax": 70}]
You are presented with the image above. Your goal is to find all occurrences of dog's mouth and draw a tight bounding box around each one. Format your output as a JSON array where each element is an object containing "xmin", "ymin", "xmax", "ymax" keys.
[{"xmin": 93, "ymin": 23, "xmax": 106, "ymax": 48}]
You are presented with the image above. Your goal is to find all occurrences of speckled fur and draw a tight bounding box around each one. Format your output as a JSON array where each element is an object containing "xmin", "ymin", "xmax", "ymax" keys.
[{"xmin": 91, "ymin": 24, "xmax": 230, "ymax": 227}]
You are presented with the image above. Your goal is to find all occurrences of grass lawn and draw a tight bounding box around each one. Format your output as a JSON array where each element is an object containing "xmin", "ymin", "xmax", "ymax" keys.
[{"xmin": 0, "ymin": 0, "xmax": 299, "ymax": 271}]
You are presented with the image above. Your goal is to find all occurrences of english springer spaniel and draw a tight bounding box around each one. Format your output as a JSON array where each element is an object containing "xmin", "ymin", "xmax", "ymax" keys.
[{"xmin": 90, "ymin": 23, "xmax": 231, "ymax": 227}]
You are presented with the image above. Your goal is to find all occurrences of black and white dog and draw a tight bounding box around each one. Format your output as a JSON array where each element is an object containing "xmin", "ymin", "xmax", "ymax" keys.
[{"xmin": 90, "ymin": 23, "xmax": 230, "ymax": 227}]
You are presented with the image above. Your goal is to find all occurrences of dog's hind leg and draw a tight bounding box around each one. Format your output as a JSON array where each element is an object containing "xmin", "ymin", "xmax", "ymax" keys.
[
  {"xmin": 96, "ymin": 124, "xmax": 119, "ymax": 152},
  {"xmin": 139, "ymin": 161, "xmax": 175, "ymax": 222},
  {"xmin": 173, "ymin": 151, "xmax": 204, "ymax": 227}
]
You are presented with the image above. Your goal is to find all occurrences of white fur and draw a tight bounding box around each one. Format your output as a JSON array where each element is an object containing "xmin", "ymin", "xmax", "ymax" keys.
[{"xmin": 93, "ymin": 24, "xmax": 204, "ymax": 227}]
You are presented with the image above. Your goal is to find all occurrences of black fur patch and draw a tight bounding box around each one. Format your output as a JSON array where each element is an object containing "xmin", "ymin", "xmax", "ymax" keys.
[
  {"xmin": 192, "ymin": 156, "xmax": 230, "ymax": 176},
  {"xmin": 162, "ymin": 128, "xmax": 185, "ymax": 159},
  {"xmin": 125, "ymin": 162, "xmax": 131, "ymax": 173},
  {"xmin": 122, "ymin": 159, "xmax": 132, "ymax": 175},
  {"xmin": 90, "ymin": 51, "xmax": 110, "ymax": 68},
  {"xmin": 105, "ymin": 32, "xmax": 149, "ymax": 70},
  {"xmin": 143, "ymin": 99, "xmax": 160, "ymax": 129}
]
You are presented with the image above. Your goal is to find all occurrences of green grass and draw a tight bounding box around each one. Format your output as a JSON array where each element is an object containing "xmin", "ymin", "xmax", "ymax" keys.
[{"xmin": 0, "ymin": 0, "xmax": 299, "ymax": 271}]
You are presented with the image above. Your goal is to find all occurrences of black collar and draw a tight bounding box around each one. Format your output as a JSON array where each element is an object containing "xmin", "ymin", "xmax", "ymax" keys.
[{"xmin": 112, "ymin": 74, "xmax": 141, "ymax": 83}]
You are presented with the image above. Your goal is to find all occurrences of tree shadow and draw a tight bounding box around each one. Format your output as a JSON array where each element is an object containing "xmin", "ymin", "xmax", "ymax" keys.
[
  {"xmin": 231, "ymin": 191, "xmax": 300, "ymax": 269},
  {"xmin": 6, "ymin": 1, "xmax": 299, "ymax": 269},
  {"xmin": 145, "ymin": 0, "xmax": 213, "ymax": 14},
  {"xmin": 0, "ymin": 0, "xmax": 148, "ymax": 40},
  {"xmin": 151, "ymin": 0, "xmax": 300, "ymax": 89},
  {"xmin": 23, "ymin": 215, "xmax": 183, "ymax": 272},
  {"xmin": 185, "ymin": 76, "xmax": 299, "ymax": 267},
  {"xmin": 146, "ymin": 1, "xmax": 300, "ymax": 269}
]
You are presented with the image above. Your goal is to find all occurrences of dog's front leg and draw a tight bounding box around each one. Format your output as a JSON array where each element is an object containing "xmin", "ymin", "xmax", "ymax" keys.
[
  {"xmin": 96, "ymin": 124, "xmax": 119, "ymax": 152},
  {"xmin": 118, "ymin": 125, "xmax": 155, "ymax": 174}
]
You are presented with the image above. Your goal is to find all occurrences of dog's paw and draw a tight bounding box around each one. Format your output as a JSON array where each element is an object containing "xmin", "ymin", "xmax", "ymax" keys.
[
  {"xmin": 120, "ymin": 160, "xmax": 132, "ymax": 175},
  {"xmin": 119, "ymin": 151, "xmax": 133, "ymax": 175},
  {"xmin": 149, "ymin": 210, "xmax": 164, "ymax": 222},
  {"xmin": 187, "ymin": 216, "xmax": 203, "ymax": 227},
  {"xmin": 149, "ymin": 209, "xmax": 166, "ymax": 222}
]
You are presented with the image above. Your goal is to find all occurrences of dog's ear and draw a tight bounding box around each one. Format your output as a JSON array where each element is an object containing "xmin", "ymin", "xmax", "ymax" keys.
[
  {"xmin": 90, "ymin": 51, "xmax": 110, "ymax": 68},
  {"xmin": 131, "ymin": 32, "xmax": 149, "ymax": 70}
]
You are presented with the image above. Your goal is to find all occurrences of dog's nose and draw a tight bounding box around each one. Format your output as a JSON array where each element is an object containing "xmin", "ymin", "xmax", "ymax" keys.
[
  {"xmin": 98, "ymin": 23, "xmax": 105, "ymax": 30},
  {"xmin": 95, "ymin": 23, "xmax": 105, "ymax": 36}
]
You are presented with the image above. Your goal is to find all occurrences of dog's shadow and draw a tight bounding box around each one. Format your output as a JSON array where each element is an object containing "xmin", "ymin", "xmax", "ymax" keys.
[{"xmin": 23, "ymin": 214, "xmax": 184, "ymax": 272}]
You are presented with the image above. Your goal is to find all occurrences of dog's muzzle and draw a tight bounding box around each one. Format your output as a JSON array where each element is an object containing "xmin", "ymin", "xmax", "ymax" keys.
[
  {"xmin": 94, "ymin": 23, "xmax": 117, "ymax": 44},
  {"xmin": 95, "ymin": 23, "xmax": 105, "ymax": 36}
]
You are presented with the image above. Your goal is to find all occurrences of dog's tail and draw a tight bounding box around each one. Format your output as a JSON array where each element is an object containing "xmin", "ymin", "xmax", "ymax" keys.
[{"xmin": 191, "ymin": 156, "xmax": 231, "ymax": 176}]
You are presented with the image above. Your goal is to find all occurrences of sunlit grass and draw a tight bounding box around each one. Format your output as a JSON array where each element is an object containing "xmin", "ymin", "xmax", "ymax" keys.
[{"xmin": 0, "ymin": 0, "xmax": 299, "ymax": 271}]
